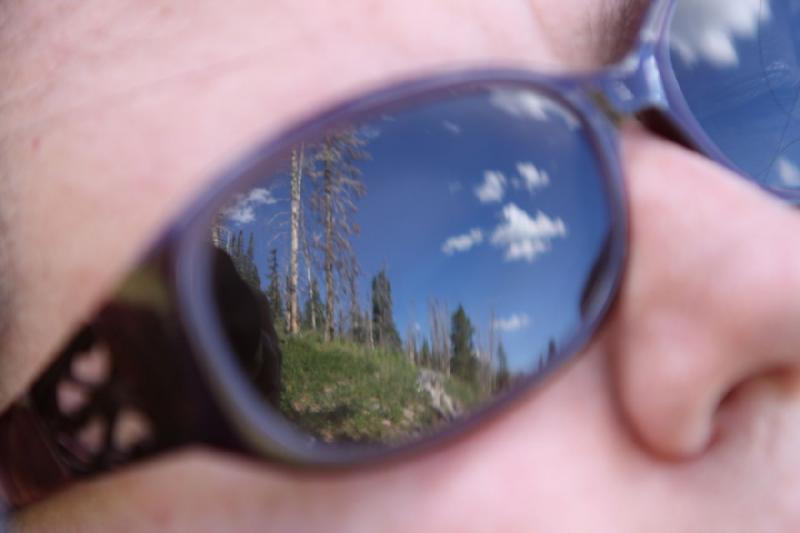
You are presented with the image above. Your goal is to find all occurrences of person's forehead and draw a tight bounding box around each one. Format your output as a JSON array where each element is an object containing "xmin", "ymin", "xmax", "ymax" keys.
[
  {"xmin": 0, "ymin": 0, "xmax": 648, "ymax": 136},
  {"xmin": 0, "ymin": 0, "xmax": 645, "ymax": 406}
]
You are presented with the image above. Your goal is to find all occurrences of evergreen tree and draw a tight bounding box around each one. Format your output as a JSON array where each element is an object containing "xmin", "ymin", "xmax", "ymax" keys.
[
  {"xmin": 228, "ymin": 230, "xmax": 260, "ymax": 292},
  {"xmin": 537, "ymin": 339, "xmax": 558, "ymax": 371},
  {"xmin": 242, "ymin": 232, "xmax": 261, "ymax": 290},
  {"xmin": 427, "ymin": 299, "xmax": 451, "ymax": 373},
  {"xmin": 495, "ymin": 341, "xmax": 511, "ymax": 391},
  {"xmin": 350, "ymin": 306, "xmax": 368, "ymax": 344},
  {"xmin": 247, "ymin": 232, "xmax": 255, "ymax": 259},
  {"xmin": 450, "ymin": 304, "xmax": 478, "ymax": 383},
  {"xmin": 267, "ymin": 248, "xmax": 285, "ymax": 332},
  {"xmin": 234, "ymin": 230, "xmax": 244, "ymax": 260},
  {"xmin": 302, "ymin": 277, "xmax": 325, "ymax": 333},
  {"xmin": 370, "ymin": 269, "xmax": 401, "ymax": 350},
  {"xmin": 346, "ymin": 258, "xmax": 365, "ymax": 343}
]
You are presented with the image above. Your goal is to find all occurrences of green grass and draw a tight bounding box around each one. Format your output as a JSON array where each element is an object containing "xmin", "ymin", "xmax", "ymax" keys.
[
  {"xmin": 443, "ymin": 377, "xmax": 484, "ymax": 409},
  {"xmin": 279, "ymin": 335, "xmax": 480, "ymax": 444}
]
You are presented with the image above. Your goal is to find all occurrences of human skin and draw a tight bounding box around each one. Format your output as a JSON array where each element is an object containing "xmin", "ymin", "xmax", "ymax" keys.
[{"xmin": 2, "ymin": 0, "xmax": 800, "ymax": 531}]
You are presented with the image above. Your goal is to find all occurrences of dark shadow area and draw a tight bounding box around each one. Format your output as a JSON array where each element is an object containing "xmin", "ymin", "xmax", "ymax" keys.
[{"xmin": 212, "ymin": 248, "xmax": 283, "ymax": 408}]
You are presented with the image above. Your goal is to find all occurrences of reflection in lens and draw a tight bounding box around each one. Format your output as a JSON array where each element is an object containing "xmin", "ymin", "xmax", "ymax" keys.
[
  {"xmin": 669, "ymin": 0, "xmax": 800, "ymax": 192},
  {"xmin": 208, "ymin": 84, "xmax": 614, "ymax": 448}
]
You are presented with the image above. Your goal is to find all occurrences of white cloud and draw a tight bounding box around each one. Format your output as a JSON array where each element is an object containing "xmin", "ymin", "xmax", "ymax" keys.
[
  {"xmin": 513, "ymin": 162, "xmax": 550, "ymax": 192},
  {"xmin": 227, "ymin": 206, "xmax": 256, "ymax": 224},
  {"xmin": 493, "ymin": 313, "xmax": 530, "ymax": 333},
  {"xmin": 359, "ymin": 125, "xmax": 382, "ymax": 140},
  {"xmin": 222, "ymin": 187, "xmax": 277, "ymax": 224},
  {"xmin": 475, "ymin": 170, "xmax": 507, "ymax": 203},
  {"xmin": 442, "ymin": 228, "xmax": 484, "ymax": 255},
  {"xmin": 776, "ymin": 157, "xmax": 800, "ymax": 187},
  {"xmin": 490, "ymin": 203, "xmax": 567, "ymax": 262},
  {"xmin": 489, "ymin": 88, "xmax": 579, "ymax": 129},
  {"xmin": 670, "ymin": 0, "xmax": 770, "ymax": 67},
  {"xmin": 443, "ymin": 120, "xmax": 462, "ymax": 135},
  {"xmin": 246, "ymin": 188, "xmax": 276, "ymax": 205}
]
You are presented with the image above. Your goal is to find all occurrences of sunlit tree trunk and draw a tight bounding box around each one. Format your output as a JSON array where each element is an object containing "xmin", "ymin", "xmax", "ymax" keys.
[
  {"xmin": 288, "ymin": 146, "xmax": 304, "ymax": 335},
  {"xmin": 323, "ymin": 149, "xmax": 335, "ymax": 341},
  {"xmin": 366, "ymin": 310, "xmax": 374, "ymax": 350},
  {"xmin": 211, "ymin": 211, "xmax": 224, "ymax": 248}
]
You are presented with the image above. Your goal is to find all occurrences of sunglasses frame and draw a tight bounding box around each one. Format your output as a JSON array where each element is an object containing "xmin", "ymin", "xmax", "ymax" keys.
[{"xmin": 2, "ymin": 0, "xmax": 793, "ymax": 511}]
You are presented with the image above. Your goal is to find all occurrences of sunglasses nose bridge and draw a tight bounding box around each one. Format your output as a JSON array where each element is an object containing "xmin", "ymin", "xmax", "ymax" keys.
[{"xmin": 587, "ymin": 52, "xmax": 669, "ymax": 123}]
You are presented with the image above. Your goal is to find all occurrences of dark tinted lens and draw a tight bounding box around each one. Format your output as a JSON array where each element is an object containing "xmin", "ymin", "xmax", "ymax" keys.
[
  {"xmin": 669, "ymin": 0, "xmax": 800, "ymax": 192},
  {"xmin": 209, "ymin": 83, "xmax": 616, "ymax": 448}
]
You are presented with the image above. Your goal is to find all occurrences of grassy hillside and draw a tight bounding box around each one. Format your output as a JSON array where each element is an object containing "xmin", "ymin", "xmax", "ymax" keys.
[{"xmin": 279, "ymin": 335, "xmax": 483, "ymax": 444}]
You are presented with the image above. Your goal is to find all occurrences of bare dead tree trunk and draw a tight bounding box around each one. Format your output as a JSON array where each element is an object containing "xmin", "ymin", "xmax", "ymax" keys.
[
  {"xmin": 299, "ymin": 202, "xmax": 316, "ymax": 332},
  {"xmin": 323, "ymin": 153, "xmax": 335, "ymax": 342},
  {"xmin": 288, "ymin": 146, "xmax": 304, "ymax": 335},
  {"xmin": 366, "ymin": 310, "xmax": 374, "ymax": 350},
  {"xmin": 304, "ymin": 265, "xmax": 315, "ymax": 330},
  {"xmin": 336, "ymin": 307, "xmax": 346, "ymax": 339},
  {"xmin": 405, "ymin": 323, "xmax": 418, "ymax": 364},
  {"xmin": 283, "ymin": 269, "xmax": 291, "ymax": 332},
  {"xmin": 211, "ymin": 211, "xmax": 224, "ymax": 248},
  {"xmin": 428, "ymin": 298, "xmax": 451, "ymax": 375},
  {"xmin": 347, "ymin": 266, "xmax": 359, "ymax": 342},
  {"xmin": 307, "ymin": 130, "xmax": 367, "ymax": 343},
  {"xmin": 475, "ymin": 330, "xmax": 492, "ymax": 394}
]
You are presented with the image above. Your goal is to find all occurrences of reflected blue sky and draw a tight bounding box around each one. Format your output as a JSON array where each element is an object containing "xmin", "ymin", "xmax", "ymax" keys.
[
  {"xmin": 220, "ymin": 88, "xmax": 612, "ymax": 372},
  {"xmin": 670, "ymin": 0, "xmax": 800, "ymax": 189}
]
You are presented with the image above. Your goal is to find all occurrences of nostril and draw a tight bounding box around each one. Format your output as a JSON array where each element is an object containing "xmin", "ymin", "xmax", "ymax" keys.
[
  {"xmin": 711, "ymin": 366, "xmax": 799, "ymax": 450},
  {"xmin": 719, "ymin": 366, "xmax": 800, "ymax": 407}
]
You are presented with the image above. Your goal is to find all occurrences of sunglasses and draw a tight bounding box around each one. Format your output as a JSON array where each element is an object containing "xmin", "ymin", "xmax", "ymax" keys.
[{"xmin": 2, "ymin": 0, "xmax": 798, "ymax": 509}]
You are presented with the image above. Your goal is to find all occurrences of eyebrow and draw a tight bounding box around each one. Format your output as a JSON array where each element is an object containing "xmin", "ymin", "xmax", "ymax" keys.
[{"xmin": 598, "ymin": 0, "xmax": 651, "ymax": 64}]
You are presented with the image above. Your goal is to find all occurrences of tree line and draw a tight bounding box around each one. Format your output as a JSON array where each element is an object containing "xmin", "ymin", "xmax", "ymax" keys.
[
  {"xmin": 221, "ymin": 230, "xmax": 515, "ymax": 392},
  {"xmin": 214, "ymin": 128, "xmax": 517, "ymax": 392}
]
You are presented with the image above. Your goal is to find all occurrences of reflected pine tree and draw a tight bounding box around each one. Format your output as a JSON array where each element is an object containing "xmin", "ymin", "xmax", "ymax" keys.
[
  {"xmin": 494, "ymin": 341, "xmax": 511, "ymax": 392},
  {"xmin": 267, "ymin": 248, "xmax": 285, "ymax": 332},
  {"xmin": 371, "ymin": 269, "xmax": 402, "ymax": 350},
  {"xmin": 301, "ymin": 277, "xmax": 325, "ymax": 334},
  {"xmin": 223, "ymin": 230, "xmax": 261, "ymax": 293},
  {"xmin": 450, "ymin": 305, "xmax": 479, "ymax": 384}
]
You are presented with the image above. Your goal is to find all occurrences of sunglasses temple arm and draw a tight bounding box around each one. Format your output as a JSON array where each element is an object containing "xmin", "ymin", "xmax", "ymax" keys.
[
  {"xmin": 0, "ymin": 257, "xmax": 242, "ymax": 509},
  {"xmin": 0, "ymin": 402, "xmax": 74, "ymax": 509}
]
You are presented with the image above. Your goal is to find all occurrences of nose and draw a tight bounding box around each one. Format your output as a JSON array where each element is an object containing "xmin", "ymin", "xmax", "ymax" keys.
[{"xmin": 600, "ymin": 124, "xmax": 800, "ymax": 459}]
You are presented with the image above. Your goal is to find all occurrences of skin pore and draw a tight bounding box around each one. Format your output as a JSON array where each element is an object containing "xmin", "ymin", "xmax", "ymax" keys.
[{"xmin": 3, "ymin": 0, "xmax": 800, "ymax": 531}]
